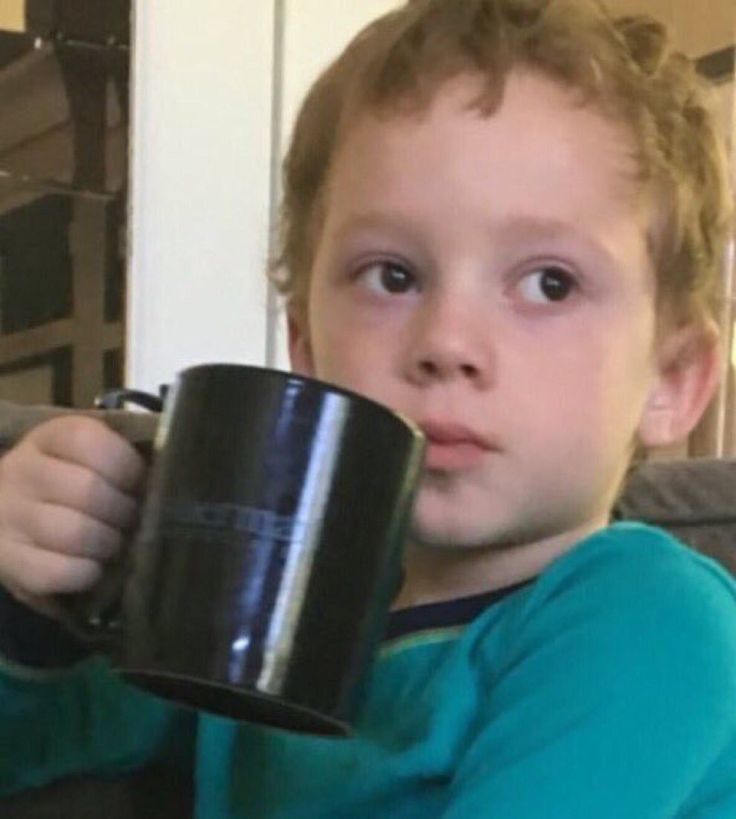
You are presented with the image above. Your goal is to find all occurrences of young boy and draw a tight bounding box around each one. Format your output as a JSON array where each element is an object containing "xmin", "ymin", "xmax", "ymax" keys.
[{"xmin": 1, "ymin": 0, "xmax": 736, "ymax": 816}]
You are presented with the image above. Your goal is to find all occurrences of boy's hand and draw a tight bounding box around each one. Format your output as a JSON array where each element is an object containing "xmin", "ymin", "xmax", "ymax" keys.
[{"xmin": 0, "ymin": 416, "xmax": 146, "ymax": 619}]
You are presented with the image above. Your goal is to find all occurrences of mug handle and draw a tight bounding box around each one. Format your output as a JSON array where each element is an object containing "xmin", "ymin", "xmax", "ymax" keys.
[
  {"xmin": 58, "ymin": 388, "xmax": 166, "ymax": 646},
  {"xmin": 95, "ymin": 388, "xmax": 165, "ymax": 413}
]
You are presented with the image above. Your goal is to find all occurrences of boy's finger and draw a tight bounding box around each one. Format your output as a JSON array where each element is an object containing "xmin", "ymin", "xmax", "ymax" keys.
[
  {"xmin": 3, "ymin": 541, "xmax": 103, "ymax": 598},
  {"xmin": 22, "ymin": 455, "xmax": 140, "ymax": 531},
  {"xmin": 25, "ymin": 503, "xmax": 123, "ymax": 562},
  {"xmin": 28, "ymin": 416, "xmax": 147, "ymax": 494},
  {"xmin": 2, "ymin": 582, "xmax": 67, "ymax": 621}
]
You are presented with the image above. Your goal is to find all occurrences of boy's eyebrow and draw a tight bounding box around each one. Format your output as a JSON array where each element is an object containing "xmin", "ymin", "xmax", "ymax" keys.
[
  {"xmin": 331, "ymin": 211, "xmax": 421, "ymax": 243},
  {"xmin": 333, "ymin": 212, "xmax": 629, "ymax": 270},
  {"xmin": 491, "ymin": 216, "xmax": 619, "ymax": 264},
  {"xmin": 495, "ymin": 215, "xmax": 582, "ymax": 238}
]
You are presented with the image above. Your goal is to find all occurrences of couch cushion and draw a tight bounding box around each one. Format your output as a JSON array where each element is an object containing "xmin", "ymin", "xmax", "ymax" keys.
[{"xmin": 614, "ymin": 458, "xmax": 736, "ymax": 574}]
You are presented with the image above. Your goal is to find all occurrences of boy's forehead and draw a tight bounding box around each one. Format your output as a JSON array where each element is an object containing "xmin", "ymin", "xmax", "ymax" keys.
[
  {"xmin": 326, "ymin": 70, "xmax": 651, "ymax": 235},
  {"xmin": 337, "ymin": 72, "xmax": 639, "ymax": 173}
]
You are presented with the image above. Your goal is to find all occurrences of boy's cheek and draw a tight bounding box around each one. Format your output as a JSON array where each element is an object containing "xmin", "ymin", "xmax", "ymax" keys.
[{"xmin": 313, "ymin": 345, "xmax": 400, "ymax": 408}]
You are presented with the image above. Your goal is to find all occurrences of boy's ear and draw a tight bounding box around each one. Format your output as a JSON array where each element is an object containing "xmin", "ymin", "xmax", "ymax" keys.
[
  {"xmin": 287, "ymin": 311, "xmax": 315, "ymax": 376},
  {"xmin": 637, "ymin": 322, "xmax": 722, "ymax": 448}
]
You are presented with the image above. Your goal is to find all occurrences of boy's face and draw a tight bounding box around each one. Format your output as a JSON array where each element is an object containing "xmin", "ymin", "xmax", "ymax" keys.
[{"xmin": 289, "ymin": 70, "xmax": 701, "ymax": 552}]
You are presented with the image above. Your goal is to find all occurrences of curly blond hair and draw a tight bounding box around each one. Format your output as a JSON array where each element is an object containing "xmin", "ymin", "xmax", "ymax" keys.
[{"xmin": 270, "ymin": 0, "xmax": 733, "ymax": 333}]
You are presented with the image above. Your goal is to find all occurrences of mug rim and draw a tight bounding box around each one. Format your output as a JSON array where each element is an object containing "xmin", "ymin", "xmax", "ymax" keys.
[{"xmin": 178, "ymin": 363, "xmax": 423, "ymax": 438}]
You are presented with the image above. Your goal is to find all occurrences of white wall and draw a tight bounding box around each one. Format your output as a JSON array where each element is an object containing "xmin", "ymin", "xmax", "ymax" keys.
[{"xmin": 127, "ymin": 0, "xmax": 276, "ymax": 392}]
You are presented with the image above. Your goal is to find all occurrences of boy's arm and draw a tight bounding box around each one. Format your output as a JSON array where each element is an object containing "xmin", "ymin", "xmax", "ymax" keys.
[
  {"xmin": 0, "ymin": 585, "xmax": 196, "ymax": 797},
  {"xmin": 442, "ymin": 530, "xmax": 736, "ymax": 818},
  {"xmin": 0, "ymin": 414, "xmax": 196, "ymax": 795}
]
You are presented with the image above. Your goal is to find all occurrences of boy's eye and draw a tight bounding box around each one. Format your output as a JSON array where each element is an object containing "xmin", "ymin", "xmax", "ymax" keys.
[
  {"xmin": 359, "ymin": 261, "xmax": 417, "ymax": 295},
  {"xmin": 517, "ymin": 266, "xmax": 577, "ymax": 304}
]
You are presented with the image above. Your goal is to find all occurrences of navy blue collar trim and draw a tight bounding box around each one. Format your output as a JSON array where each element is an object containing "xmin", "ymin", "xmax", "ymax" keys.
[{"xmin": 384, "ymin": 579, "xmax": 533, "ymax": 642}]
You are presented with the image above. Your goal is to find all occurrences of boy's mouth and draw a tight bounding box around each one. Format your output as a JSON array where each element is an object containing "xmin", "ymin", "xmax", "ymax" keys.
[{"xmin": 418, "ymin": 420, "xmax": 493, "ymax": 471}]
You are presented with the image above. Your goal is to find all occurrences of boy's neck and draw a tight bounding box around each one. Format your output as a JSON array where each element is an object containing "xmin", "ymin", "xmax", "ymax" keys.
[{"xmin": 391, "ymin": 516, "xmax": 611, "ymax": 611}]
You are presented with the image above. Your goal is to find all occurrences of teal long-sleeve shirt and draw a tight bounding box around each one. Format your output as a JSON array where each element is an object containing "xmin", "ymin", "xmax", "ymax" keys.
[{"xmin": 2, "ymin": 522, "xmax": 736, "ymax": 817}]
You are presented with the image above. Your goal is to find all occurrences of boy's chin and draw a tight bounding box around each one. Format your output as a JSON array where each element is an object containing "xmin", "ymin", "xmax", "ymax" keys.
[
  {"xmin": 409, "ymin": 480, "xmax": 506, "ymax": 550},
  {"xmin": 409, "ymin": 506, "xmax": 500, "ymax": 551}
]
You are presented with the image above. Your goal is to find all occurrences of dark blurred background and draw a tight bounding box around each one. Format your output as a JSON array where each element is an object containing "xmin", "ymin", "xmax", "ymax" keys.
[{"xmin": 0, "ymin": 0, "xmax": 130, "ymax": 407}]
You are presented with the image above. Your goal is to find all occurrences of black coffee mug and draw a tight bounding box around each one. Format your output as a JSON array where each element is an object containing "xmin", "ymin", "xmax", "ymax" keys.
[{"xmin": 80, "ymin": 364, "xmax": 424, "ymax": 736}]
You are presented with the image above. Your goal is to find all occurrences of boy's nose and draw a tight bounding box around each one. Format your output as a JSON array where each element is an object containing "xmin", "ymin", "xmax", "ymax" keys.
[{"xmin": 404, "ymin": 295, "xmax": 493, "ymax": 388}]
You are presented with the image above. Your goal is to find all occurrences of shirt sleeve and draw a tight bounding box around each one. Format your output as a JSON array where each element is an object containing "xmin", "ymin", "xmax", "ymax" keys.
[
  {"xmin": 0, "ymin": 587, "xmax": 196, "ymax": 797},
  {"xmin": 441, "ymin": 528, "xmax": 736, "ymax": 819}
]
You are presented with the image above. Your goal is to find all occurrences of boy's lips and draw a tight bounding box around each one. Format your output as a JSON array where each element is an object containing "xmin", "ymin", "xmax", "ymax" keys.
[{"xmin": 418, "ymin": 420, "xmax": 494, "ymax": 471}]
